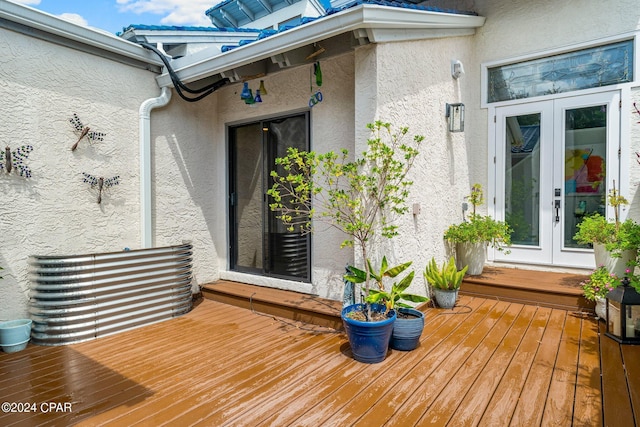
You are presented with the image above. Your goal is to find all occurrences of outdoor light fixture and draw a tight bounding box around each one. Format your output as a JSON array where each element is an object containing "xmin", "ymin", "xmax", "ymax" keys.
[
  {"xmin": 605, "ymin": 277, "xmax": 640, "ymax": 344},
  {"xmin": 451, "ymin": 59, "xmax": 464, "ymax": 79},
  {"xmin": 446, "ymin": 103, "xmax": 465, "ymax": 133}
]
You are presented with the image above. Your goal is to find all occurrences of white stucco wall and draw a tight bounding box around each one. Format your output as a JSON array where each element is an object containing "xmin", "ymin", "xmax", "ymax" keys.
[
  {"xmin": 0, "ymin": 27, "xmax": 220, "ymax": 320},
  {"xmin": 353, "ymin": 36, "xmax": 475, "ymax": 297}
]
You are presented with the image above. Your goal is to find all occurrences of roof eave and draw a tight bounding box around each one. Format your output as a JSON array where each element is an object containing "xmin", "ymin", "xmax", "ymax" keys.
[{"xmin": 156, "ymin": 4, "xmax": 486, "ymax": 87}]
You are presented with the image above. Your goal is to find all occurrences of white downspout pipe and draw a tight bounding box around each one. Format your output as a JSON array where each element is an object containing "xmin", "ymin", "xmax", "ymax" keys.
[{"xmin": 139, "ymin": 87, "xmax": 172, "ymax": 248}]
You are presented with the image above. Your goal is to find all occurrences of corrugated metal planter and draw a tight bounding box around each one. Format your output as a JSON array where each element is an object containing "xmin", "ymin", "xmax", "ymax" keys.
[
  {"xmin": 28, "ymin": 244, "xmax": 193, "ymax": 346},
  {"xmin": 0, "ymin": 319, "xmax": 32, "ymax": 353}
]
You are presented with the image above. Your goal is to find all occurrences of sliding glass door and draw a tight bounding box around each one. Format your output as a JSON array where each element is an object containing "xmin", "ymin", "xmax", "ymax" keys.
[{"xmin": 229, "ymin": 113, "xmax": 310, "ymax": 281}]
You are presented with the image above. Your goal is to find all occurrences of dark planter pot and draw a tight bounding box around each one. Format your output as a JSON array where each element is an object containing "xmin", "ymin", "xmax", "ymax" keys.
[
  {"xmin": 341, "ymin": 303, "xmax": 396, "ymax": 363},
  {"xmin": 390, "ymin": 307, "xmax": 425, "ymax": 351}
]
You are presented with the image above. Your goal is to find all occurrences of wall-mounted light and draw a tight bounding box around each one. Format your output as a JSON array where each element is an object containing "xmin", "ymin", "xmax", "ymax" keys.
[
  {"xmin": 446, "ymin": 103, "xmax": 465, "ymax": 132},
  {"xmin": 451, "ymin": 59, "xmax": 464, "ymax": 79}
]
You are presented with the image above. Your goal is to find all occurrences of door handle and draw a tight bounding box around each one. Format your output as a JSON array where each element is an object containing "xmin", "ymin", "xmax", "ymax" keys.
[{"xmin": 554, "ymin": 200, "xmax": 561, "ymax": 222}]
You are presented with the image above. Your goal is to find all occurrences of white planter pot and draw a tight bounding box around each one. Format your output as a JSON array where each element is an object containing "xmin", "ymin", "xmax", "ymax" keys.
[
  {"xmin": 456, "ymin": 242, "xmax": 487, "ymax": 276},
  {"xmin": 595, "ymin": 297, "xmax": 607, "ymax": 320},
  {"xmin": 593, "ymin": 244, "xmax": 637, "ymax": 277},
  {"xmin": 433, "ymin": 288, "xmax": 459, "ymax": 309}
]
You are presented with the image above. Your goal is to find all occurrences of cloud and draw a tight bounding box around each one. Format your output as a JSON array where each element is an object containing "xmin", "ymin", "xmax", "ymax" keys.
[
  {"xmin": 58, "ymin": 13, "xmax": 89, "ymax": 27},
  {"xmin": 116, "ymin": 0, "xmax": 216, "ymax": 26}
]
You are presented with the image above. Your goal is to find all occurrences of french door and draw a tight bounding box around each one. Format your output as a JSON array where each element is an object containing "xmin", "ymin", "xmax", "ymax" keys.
[
  {"xmin": 228, "ymin": 113, "xmax": 311, "ymax": 281},
  {"xmin": 494, "ymin": 91, "xmax": 620, "ymax": 268}
]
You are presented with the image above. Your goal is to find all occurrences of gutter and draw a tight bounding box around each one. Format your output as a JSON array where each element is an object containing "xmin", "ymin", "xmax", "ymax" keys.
[
  {"xmin": 139, "ymin": 87, "xmax": 172, "ymax": 248},
  {"xmin": 155, "ymin": 4, "xmax": 486, "ymax": 87}
]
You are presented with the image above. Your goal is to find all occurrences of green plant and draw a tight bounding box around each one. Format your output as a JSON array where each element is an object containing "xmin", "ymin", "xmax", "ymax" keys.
[
  {"xmin": 423, "ymin": 257, "xmax": 468, "ymax": 290},
  {"xmin": 443, "ymin": 184, "xmax": 512, "ymax": 251},
  {"xmin": 344, "ymin": 257, "xmax": 429, "ymax": 314},
  {"xmin": 268, "ymin": 121, "xmax": 424, "ymax": 300},
  {"xmin": 581, "ymin": 266, "xmax": 621, "ymax": 301}
]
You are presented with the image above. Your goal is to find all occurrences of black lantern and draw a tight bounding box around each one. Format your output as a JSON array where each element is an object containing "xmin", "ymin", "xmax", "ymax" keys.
[{"xmin": 605, "ymin": 277, "xmax": 640, "ymax": 344}]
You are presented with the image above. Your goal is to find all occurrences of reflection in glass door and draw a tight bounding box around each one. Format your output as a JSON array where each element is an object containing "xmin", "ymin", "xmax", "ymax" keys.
[
  {"xmin": 229, "ymin": 113, "xmax": 310, "ymax": 281},
  {"xmin": 495, "ymin": 102, "xmax": 553, "ymax": 265},
  {"xmin": 552, "ymin": 93, "xmax": 619, "ymax": 267},
  {"xmin": 495, "ymin": 92, "xmax": 619, "ymax": 268}
]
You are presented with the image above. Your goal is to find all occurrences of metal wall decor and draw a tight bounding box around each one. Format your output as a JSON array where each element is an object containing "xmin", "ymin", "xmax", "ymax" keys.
[
  {"xmin": 0, "ymin": 145, "xmax": 33, "ymax": 178},
  {"xmin": 69, "ymin": 113, "xmax": 106, "ymax": 151},
  {"xmin": 82, "ymin": 172, "xmax": 120, "ymax": 204}
]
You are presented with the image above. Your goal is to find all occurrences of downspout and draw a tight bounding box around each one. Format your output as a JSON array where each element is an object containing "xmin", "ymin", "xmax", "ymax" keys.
[{"xmin": 139, "ymin": 87, "xmax": 172, "ymax": 248}]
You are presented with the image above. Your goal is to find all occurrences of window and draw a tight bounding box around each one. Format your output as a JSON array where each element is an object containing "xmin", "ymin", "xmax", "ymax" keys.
[{"xmin": 488, "ymin": 40, "xmax": 633, "ymax": 103}]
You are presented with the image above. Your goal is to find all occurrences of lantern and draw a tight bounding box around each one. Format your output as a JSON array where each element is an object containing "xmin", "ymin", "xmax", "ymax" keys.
[{"xmin": 605, "ymin": 277, "xmax": 640, "ymax": 344}]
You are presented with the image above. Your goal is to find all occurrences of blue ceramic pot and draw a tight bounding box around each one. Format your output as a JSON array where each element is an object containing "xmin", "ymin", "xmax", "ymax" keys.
[
  {"xmin": 0, "ymin": 319, "xmax": 32, "ymax": 353},
  {"xmin": 390, "ymin": 307, "xmax": 425, "ymax": 351},
  {"xmin": 342, "ymin": 303, "xmax": 396, "ymax": 363}
]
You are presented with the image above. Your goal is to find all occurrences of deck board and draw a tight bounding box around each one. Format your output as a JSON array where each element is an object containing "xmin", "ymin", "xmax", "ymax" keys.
[{"xmin": 0, "ymin": 293, "xmax": 634, "ymax": 426}]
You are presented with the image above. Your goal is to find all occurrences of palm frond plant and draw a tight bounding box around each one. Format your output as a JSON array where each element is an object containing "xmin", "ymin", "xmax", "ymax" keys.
[
  {"xmin": 423, "ymin": 257, "xmax": 468, "ymax": 290},
  {"xmin": 424, "ymin": 256, "xmax": 468, "ymax": 309}
]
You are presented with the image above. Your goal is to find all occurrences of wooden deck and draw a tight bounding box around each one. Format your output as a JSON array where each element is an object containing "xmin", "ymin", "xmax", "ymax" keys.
[
  {"xmin": 461, "ymin": 266, "xmax": 591, "ymax": 312},
  {"xmin": 2, "ymin": 291, "xmax": 637, "ymax": 426}
]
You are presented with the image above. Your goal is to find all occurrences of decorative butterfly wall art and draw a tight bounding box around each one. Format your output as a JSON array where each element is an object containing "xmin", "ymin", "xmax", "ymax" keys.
[
  {"xmin": 69, "ymin": 113, "xmax": 106, "ymax": 151},
  {"xmin": 0, "ymin": 145, "xmax": 34, "ymax": 178},
  {"xmin": 82, "ymin": 172, "xmax": 120, "ymax": 204}
]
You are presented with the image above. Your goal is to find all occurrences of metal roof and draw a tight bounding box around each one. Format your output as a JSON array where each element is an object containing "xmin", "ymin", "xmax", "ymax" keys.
[{"xmin": 204, "ymin": 0, "xmax": 476, "ymax": 29}]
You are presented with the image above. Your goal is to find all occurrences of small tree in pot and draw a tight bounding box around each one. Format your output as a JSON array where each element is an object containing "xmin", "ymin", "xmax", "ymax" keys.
[{"xmin": 268, "ymin": 121, "xmax": 424, "ymax": 362}]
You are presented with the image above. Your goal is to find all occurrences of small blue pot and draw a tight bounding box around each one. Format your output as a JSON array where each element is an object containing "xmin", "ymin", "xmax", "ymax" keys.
[
  {"xmin": 390, "ymin": 307, "xmax": 425, "ymax": 351},
  {"xmin": 342, "ymin": 303, "xmax": 396, "ymax": 363},
  {"xmin": 0, "ymin": 319, "xmax": 32, "ymax": 353}
]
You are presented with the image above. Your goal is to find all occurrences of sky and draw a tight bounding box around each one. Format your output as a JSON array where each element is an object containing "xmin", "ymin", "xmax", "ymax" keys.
[{"xmin": 10, "ymin": 0, "xmax": 222, "ymax": 35}]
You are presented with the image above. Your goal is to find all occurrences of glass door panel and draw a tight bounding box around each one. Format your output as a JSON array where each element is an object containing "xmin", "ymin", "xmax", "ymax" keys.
[
  {"xmin": 230, "ymin": 123, "xmax": 264, "ymax": 273},
  {"xmin": 552, "ymin": 92, "xmax": 619, "ymax": 268},
  {"xmin": 495, "ymin": 102, "xmax": 553, "ymax": 265},
  {"xmin": 505, "ymin": 113, "xmax": 541, "ymax": 246},
  {"xmin": 229, "ymin": 114, "xmax": 311, "ymax": 281},
  {"xmin": 562, "ymin": 105, "xmax": 607, "ymax": 249}
]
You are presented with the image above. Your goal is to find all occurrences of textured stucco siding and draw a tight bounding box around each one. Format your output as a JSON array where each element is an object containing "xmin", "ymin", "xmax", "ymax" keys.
[
  {"xmin": 0, "ymin": 28, "xmax": 218, "ymax": 319},
  {"xmin": 353, "ymin": 37, "xmax": 476, "ymax": 298}
]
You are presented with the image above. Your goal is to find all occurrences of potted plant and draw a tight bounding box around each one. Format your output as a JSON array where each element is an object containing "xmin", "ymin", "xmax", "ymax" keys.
[
  {"xmin": 574, "ymin": 181, "xmax": 640, "ymax": 276},
  {"xmin": 268, "ymin": 121, "xmax": 424, "ymax": 362},
  {"xmin": 581, "ymin": 265, "xmax": 621, "ymax": 319},
  {"xmin": 0, "ymin": 266, "xmax": 33, "ymax": 353},
  {"xmin": 344, "ymin": 257, "xmax": 429, "ymax": 351},
  {"xmin": 423, "ymin": 257, "xmax": 468, "ymax": 309},
  {"xmin": 443, "ymin": 184, "xmax": 511, "ymax": 275}
]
